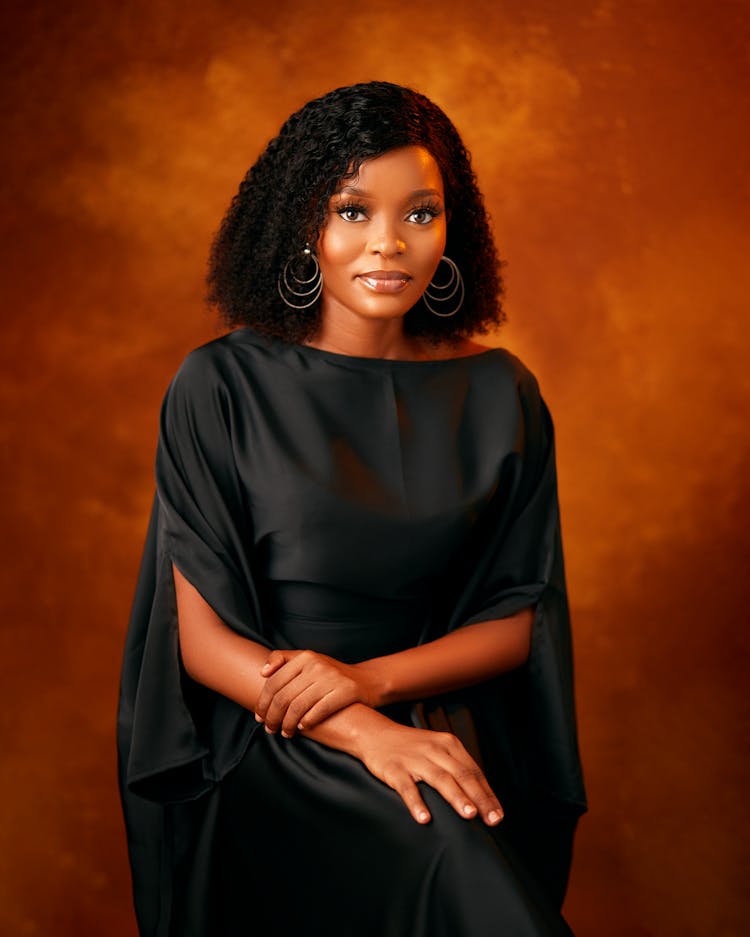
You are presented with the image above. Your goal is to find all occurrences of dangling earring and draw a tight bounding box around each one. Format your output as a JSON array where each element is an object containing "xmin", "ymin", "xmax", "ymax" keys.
[
  {"xmin": 277, "ymin": 245, "xmax": 323, "ymax": 309},
  {"xmin": 422, "ymin": 255, "xmax": 464, "ymax": 318}
]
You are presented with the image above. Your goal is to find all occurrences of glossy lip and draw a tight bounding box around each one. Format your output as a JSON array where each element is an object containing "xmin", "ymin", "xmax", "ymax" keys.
[
  {"xmin": 358, "ymin": 270, "xmax": 411, "ymax": 279},
  {"xmin": 357, "ymin": 270, "xmax": 412, "ymax": 293}
]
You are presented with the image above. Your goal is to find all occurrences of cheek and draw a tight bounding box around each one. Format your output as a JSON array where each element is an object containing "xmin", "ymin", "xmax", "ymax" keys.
[
  {"xmin": 419, "ymin": 224, "xmax": 448, "ymax": 271},
  {"xmin": 317, "ymin": 225, "xmax": 359, "ymax": 270},
  {"xmin": 424, "ymin": 220, "xmax": 447, "ymax": 256}
]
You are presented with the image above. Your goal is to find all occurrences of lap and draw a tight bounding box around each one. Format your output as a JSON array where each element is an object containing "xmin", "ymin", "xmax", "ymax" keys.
[{"xmin": 215, "ymin": 729, "xmax": 574, "ymax": 937}]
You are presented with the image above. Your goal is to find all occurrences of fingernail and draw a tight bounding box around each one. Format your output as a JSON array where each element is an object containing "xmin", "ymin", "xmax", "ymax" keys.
[
  {"xmin": 255, "ymin": 714, "xmax": 263, "ymax": 722},
  {"xmin": 281, "ymin": 730, "xmax": 291, "ymax": 739},
  {"xmin": 261, "ymin": 664, "xmax": 271, "ymax": 674},
  {"xmin": 264, "ymin": 725, "xmax": 274, "ymax": 734},
  {"xmin": 297, "ymin": 722, "xmax": 305, "ymax": 730},
  {"xmin": 418, "ymin": 811, "xmax": 430, "ymax": 823},
  {"xmin": 488, "ymin": 810, "xmax": 503, "ymax": 824}
]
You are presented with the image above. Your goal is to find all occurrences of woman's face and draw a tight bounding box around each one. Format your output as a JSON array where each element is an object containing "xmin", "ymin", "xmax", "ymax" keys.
[{"xmin": 316, "ymin": 146, "xmax": 447, "ymax": 327}]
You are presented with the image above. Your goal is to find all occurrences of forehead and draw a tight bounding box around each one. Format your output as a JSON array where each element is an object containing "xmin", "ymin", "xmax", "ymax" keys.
[{"xmin": 338, "ymin": 146, "xmax": 444, "ymax": 196}]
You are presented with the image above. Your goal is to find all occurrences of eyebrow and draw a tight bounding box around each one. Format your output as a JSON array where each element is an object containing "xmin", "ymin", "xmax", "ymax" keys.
[{"xmin": 334, "ymin": 186, "xmax": 444, "ymax": 200}]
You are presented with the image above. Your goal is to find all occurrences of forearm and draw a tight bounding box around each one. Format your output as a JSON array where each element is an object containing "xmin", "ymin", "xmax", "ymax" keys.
[
  {"xmin": 174, "ymin": 563, "xmax": 508, "ymax": 826},
  {"xmin": 361, "ymin": 607, "xmax": 534, "ymax": 707},
  {"xmin": 173, "ymin": 563, "xmax": 382, "ymax": 757}
]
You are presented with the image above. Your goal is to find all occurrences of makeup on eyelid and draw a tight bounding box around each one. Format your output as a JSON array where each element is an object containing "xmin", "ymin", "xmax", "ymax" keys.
[{"xmin": 315, "ymin": 146, "xmax": 447, "ymax": 327}]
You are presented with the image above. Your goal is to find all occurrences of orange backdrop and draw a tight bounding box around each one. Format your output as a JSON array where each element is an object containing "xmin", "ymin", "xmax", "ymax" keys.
[{"xmin": 1, "ymin": 2, "xmax": 748, "ymax": 934}]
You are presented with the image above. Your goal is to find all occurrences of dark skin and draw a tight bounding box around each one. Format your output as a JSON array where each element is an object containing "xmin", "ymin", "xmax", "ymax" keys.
[
  {"xmin": 176, "ymin": 565, "xmax": 532, "ymax": 827},
  {"xmin": 175, "ymin": 146, "xmax": 534, "ymax": 827}
]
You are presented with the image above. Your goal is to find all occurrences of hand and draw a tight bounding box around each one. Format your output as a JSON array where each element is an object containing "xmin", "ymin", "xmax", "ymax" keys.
[
  {"xmin": 352, "ymin": 716, "xmax": 504, "ymax": 827},
  {"xmin": 254, "ymin": 649, "xmax": 382, "ymax": 737}
]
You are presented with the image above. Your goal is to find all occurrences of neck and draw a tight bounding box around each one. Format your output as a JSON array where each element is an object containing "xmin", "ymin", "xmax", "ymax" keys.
[{"xmin": 304, "ymin": 311, "xmax": 430, "ymax": 361}]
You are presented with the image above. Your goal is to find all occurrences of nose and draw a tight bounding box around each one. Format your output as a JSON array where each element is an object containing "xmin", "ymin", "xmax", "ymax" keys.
[{"xmin": 367, "ymin": 223, "xmax": 405, "ymax": 258}]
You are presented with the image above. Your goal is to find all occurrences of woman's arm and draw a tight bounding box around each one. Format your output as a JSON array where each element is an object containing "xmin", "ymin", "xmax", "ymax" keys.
[
  {"xmin": 363, "ymin": 608, "xmax": 532, "ymax": 705},
  {"xmin": 256, "ymin": 609, "xmax": 532, "ymax": 735},
  {"xmin": 174, "ymin": 561, "xmax": 270, "ymax": 712},
  {"xmin": 174, "ymin": 563, "xmax": 503, "ymax": 828}
]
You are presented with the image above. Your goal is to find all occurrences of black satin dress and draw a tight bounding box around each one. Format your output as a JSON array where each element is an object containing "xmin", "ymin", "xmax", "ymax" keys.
[{"xmin": 117, "ymin": 328, "xmax": 587, "ymax": 936}]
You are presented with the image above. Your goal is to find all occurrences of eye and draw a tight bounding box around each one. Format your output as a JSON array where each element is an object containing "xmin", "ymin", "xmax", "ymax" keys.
[
  {"xmin": 335, "ymin": 203, "xmax": 368, "ymax": 222},
  {"xmin": 407, "ymin": 204, "xmax": 442, "ymax": 225}
]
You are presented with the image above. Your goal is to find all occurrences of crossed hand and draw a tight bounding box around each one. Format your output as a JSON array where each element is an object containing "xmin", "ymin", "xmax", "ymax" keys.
[{"xmin": 254, "ymin": 648, "xmax": 503, "ymax": 828}]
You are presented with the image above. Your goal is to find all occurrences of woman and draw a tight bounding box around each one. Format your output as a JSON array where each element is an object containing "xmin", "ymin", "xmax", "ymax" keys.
[{"xmin": 118, "ymin": 81, "xmax": 587, "ymax": 937}]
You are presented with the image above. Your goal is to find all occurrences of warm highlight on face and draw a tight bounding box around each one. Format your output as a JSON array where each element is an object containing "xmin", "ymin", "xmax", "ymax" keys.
[
  {"xmin": 3, "ymin": 4, "xmax": 748, "ymax": 935},
  {"xmin": 316, "ymin": 146, "xmax": 447, "ymax": 329}
]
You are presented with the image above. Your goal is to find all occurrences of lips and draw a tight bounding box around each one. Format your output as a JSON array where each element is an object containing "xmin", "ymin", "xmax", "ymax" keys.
[{"xmin": 357, "ymin": 270, "xmax": 412, "ymax": 293}]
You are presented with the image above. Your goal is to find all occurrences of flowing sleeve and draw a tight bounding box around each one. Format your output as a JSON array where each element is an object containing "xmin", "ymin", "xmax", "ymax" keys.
[
  {"xmin": 422, "ymin": 366, "xmax": 587, "ymax": 816},
  {"xmin": 117, "ymin": 346, "xmax": 269, "ymax": 807}
]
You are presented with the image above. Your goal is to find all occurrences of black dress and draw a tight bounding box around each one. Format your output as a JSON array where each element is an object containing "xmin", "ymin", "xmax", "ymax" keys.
[{"xmin": 117, "ymin": 328, "xmax": 587, "ymax": 936}]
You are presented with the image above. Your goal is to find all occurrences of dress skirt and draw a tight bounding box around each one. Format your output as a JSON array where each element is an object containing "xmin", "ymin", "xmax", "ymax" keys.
[
  {"xmin": 215, "ymin": 723, "xmax": 574, "ymax": 937},
  {"xmin": 209, "ymin": 586, "xmax": 575, "ymax": 937}
]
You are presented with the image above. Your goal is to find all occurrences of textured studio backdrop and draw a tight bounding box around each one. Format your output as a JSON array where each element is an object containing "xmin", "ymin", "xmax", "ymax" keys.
[{"xmin": 1, "ymin": 1, "xmax": 748, "ymax": 935}]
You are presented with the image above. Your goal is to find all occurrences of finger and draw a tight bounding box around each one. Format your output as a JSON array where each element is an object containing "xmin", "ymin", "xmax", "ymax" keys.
[
  {"xmin": 260, "ymin": 649, "xmax": 289, "ymax": 678},
  {"xmin": 386, "ymin": 770, "xmax": 432, "ymax": 824},
  {"xmin": 280, "ymin": 687, "xmax": 339, "ymax": 738},
  {"xmin": 419, "ymin": 761, "xmax": 480, "ymax": 821},
  {"xmin": 255, "ymin": 659, "xmax": 305, "ymax": 722},
  {"xmin": 432, "ymin": 741, "xmax": 504, "ymax": 825},
  {"xmin": 263, "ymin": 675, "xmax": 316, "ymax": 733},
  {"xmin": 452, "ymin": 765, "xmax": 504, "ymax": 825},
  {"xmin": 296, "ymin": 686, "xmax": 355, "ymax": 731}
]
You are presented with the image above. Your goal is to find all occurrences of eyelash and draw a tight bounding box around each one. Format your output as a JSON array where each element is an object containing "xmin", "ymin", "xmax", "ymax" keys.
[{"xmin": 335, "ymin": 201, "xmax": 443, "ymax": 224}]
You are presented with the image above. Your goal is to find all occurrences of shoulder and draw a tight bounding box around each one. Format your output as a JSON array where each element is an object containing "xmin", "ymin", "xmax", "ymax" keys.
[
  {"xmin": 157, "ymin": 338, "xmax": 246, "ymax": 475},
  {"xmin": 165, "ymin": 330, "xmax": 267, "ymax": 406},
  {"xmin": 454, "ymin": 340, "xmax": 541, "ymax": 398},
  {"xmin": 171, "ymin": 332, "xmax": 239, "ymax": 385},
  {"xmin": 159, "ymin": 333, "xmax": 250, "ymax": 440},
  {"xmin": 462, "ymin": 345, "xmax": 551, "ymax": 450}
]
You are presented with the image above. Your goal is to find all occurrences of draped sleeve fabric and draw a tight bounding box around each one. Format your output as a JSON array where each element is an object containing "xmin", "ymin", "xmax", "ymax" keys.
[
  {"xmin": 434, "ymin": 367, "xmax": 587, "ymax": 815},
  {"xmin": 117, "ymin": 347, "xmax": 269, "ymax": 807},
  {"xmin": 403, "ymin": 363, "xmax": 586, "ymax": 907}
]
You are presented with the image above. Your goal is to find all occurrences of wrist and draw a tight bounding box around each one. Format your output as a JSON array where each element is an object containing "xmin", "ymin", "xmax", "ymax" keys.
[
  {"xmin": 355, "ymin": 657, "xmax": 395, "ymax": 708},
  {"xmin": 349, "ymin": 705, "xmax": 402, "ymax": 760},
  {"xmin": 311, "ymin": 702, "xmax": 390, "ymax": 760}
]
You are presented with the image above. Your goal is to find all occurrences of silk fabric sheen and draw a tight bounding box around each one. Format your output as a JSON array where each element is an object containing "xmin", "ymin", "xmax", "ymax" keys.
[{"xmin": 117, "ymin": 328, "xmax": 586, "ymax": 935}]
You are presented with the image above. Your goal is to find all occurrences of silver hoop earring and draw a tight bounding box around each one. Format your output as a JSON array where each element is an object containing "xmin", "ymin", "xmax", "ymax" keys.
[
  {"xmin": 277, "ymin": 246, "xmax": 323, "ymax": 310},
  {"xmin": 422, "ymin": 255, "xmax": 464, "ymax": 318}
]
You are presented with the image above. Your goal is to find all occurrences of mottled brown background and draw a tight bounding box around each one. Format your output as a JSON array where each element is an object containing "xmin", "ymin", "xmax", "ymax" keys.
[{"xmin": 1, "ymin": 1, "xmax": 748, "ymax": 934}]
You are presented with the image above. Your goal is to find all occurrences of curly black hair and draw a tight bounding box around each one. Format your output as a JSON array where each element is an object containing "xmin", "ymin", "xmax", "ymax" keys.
[{"xmin": 207, "ymin": 81, "xmax": 505, "ymax": 345}]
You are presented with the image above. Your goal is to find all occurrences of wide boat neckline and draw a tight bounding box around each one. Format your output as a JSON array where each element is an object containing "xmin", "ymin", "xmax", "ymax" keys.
[{"xmin": 232, "ymin": 327, "xmax": 501, "ymax": 368}]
